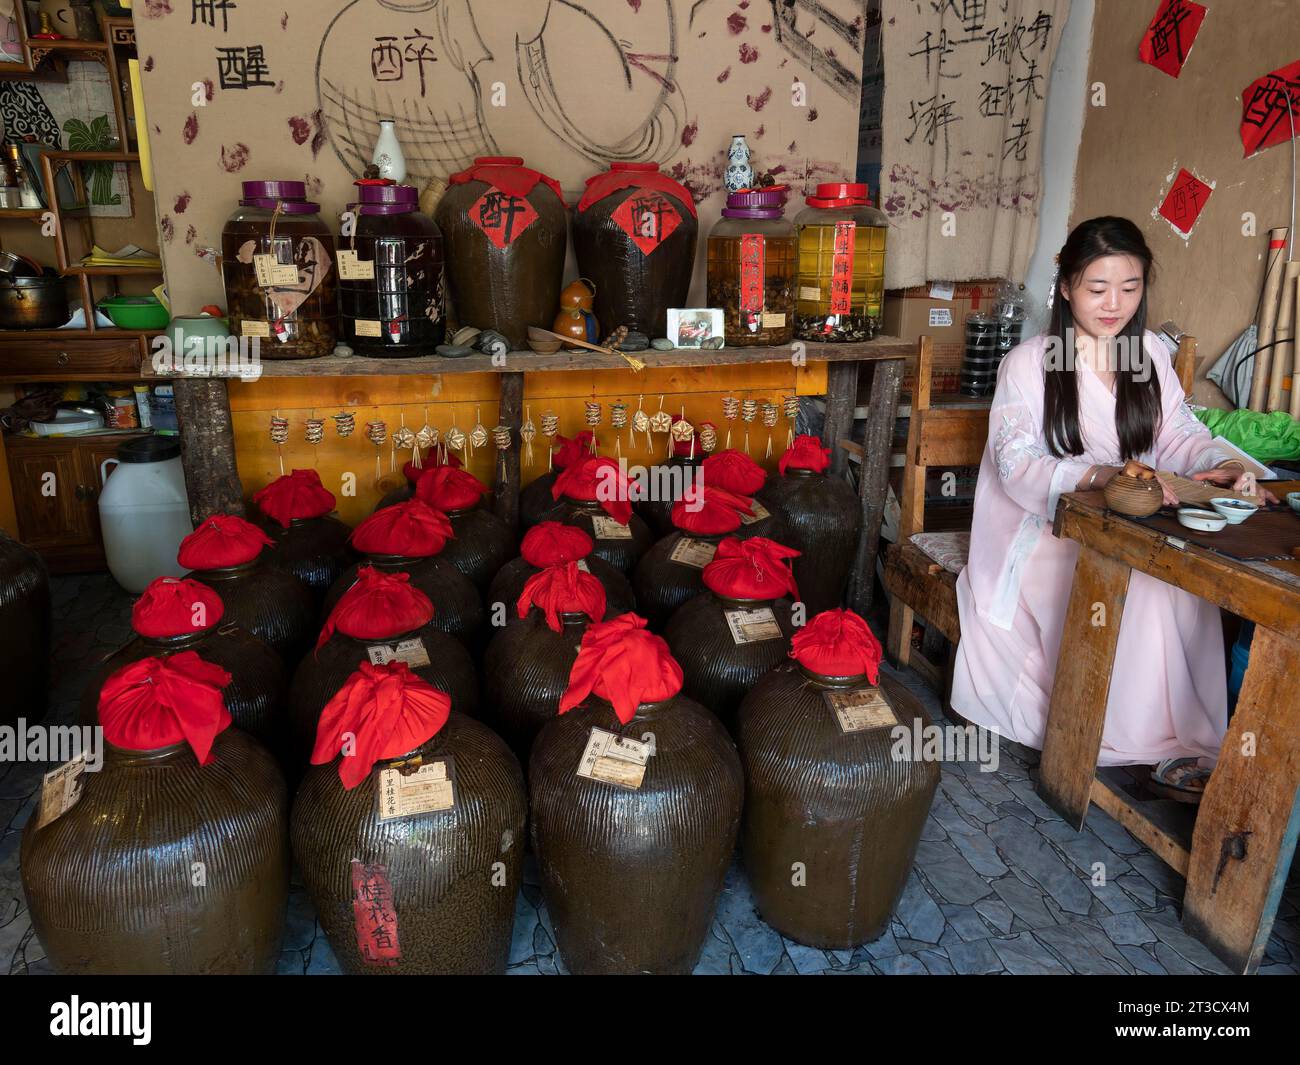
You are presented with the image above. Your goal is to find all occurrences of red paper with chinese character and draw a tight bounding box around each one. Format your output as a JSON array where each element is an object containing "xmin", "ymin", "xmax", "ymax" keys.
[
  {"xmin": 351, "ymin": 859, "xmax": 401, "ymax": 966},
  {"xmin": 739, "ymin": 234, "xmax": 765, "ymax": 329},
  {"xmin": 471, "ymin": 187, "xmax": 538, "ymax": 249},
  {"xmin": 1240, "ymin": 60, "xmax": 1300, "ymax": 157},
  {"xmin": 612, "ymin": 190, "xmax": 682, "ymax": 256},
  {"xmin": 1138, "ymin": 0, "xmax": 1207, "ymax": 79},
  {"xmin": 1157, "ymin": 169, "xmax": 1213, "ymax": 236},
  {"xmin": 830, "ymin": 222, "xmax": 856, "ymax": 316}
]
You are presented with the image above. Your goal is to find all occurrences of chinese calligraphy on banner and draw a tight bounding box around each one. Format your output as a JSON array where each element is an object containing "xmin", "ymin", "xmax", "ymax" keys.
[
  {"xmin": 1138, "ymin": 0, "xmax": 1207, "ymax": 80},
  {"xmin": 881, "ymin": 0, "xmax": 1071, "ymax": 288},
  {"xmin": 1240, "ymin": 60, "xmax": 1300, "ymax": 158}
]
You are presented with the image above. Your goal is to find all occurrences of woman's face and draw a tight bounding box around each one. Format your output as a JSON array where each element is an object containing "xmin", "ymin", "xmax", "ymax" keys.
[{"xmin": 1060, "ymin": 254, "xmax": 1145, "ymax": 341}]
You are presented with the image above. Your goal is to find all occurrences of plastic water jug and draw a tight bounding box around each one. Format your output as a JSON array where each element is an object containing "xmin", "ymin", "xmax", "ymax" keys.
[{"xmin": 98, "ymin": 436, "xmax": 192, "ymax": 593}]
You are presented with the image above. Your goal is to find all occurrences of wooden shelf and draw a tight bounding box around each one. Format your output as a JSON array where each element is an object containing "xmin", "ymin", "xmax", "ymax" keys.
[
  {"xmin": 45, "ymin": 150, "xmax": 138, "ymax": 162},
  {"xmin": 0, "ymin": 327, "xmax": 160, "ymax": 342},
  {"xmin": 63, "ymin": 264, "xmax": 162, "ymax": 276},
  {"xmin": 0, "ymin": 207, "xmax": 46, "ymax": 220},
  {"xmin": 141, "ymin": 337, "xmax": 918, "ymax": 380}
]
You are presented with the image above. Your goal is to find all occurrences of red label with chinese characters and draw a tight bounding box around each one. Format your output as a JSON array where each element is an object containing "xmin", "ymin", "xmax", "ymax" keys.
[
  {"xmin": 611, "ymin": 190, "xmax": 682, "ymax": 256},
  {"xmin": 470, "ymin": 186, "xmax": 538, "ymax": 249},
  {"xmin": 351, "ymin": 859, "xmax": 400, "ymax": 966},
  {"xmin": 830, "ymin": 221, "xmax": 856, "ymax": 316},
  {"xmin": 1157, "ymin": 168, "xmax": 1213, "ymax": 236},
  {"xmin": 739, "ymin": 234, "xmax": 765, "ymax": 330},
  {"xmin": 1240, "ymin": 60, "xmax": 1300, "ymax": 158},
  {"xmin": 1138, "ymin": 0, "xmax": 1207, "ymax": 80}
]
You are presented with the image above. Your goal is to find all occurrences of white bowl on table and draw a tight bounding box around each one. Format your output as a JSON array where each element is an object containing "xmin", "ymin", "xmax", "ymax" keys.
[
  {"xmin": 1177, "ymin": 508, "xmax": 1226, "ymax": 533},
  {"xmin": 1287, "ymin": 491, "xmax": 1300, "ymax": 514},
  {"xmin": 1208, "ymin": 497, "xmax": 1258, "ymax": 525}
]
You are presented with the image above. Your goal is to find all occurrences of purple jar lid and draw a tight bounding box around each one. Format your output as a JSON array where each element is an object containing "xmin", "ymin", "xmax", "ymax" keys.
[
  {"xmin": 359, "ymin": 183, "xmax": 417, "ymax": 205},
  {"xmin": 721, "ymin": 186, "xmax": 788, "ymax": 219},
  {"xmin": 238, "ymin": 198, "xmax": 321, "ymax": 213},
  {"xmin": 242, "ymin": 179, "xmax": 306, "ymax": 201}
]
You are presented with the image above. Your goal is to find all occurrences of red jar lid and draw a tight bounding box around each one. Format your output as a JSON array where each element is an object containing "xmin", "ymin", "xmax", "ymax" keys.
[{"xmin": 805, "ymin": 181, "xmax": 870, "ymax": 208}]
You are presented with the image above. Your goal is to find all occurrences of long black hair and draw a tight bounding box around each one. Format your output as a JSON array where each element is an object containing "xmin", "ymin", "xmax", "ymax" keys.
[{"xmin": 1044, "ymin": 216, "xmax": 1163, "ymax": 459}]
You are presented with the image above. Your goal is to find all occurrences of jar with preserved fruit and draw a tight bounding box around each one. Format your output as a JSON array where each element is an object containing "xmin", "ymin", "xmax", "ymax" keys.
[
  {"xmin": 793, "ymin": 182, "xmax": 888, "ymax": 342},
  {"xmin": 338, "ymin": 181, "xmax": 445, "ymax": 356},
  {"xmin": 221, "ymin": 179, "xmax": 338, "ymax": 359},
  {"xmin": 706, "ymin": 187, "xmax": 795, "ymax": 346}
]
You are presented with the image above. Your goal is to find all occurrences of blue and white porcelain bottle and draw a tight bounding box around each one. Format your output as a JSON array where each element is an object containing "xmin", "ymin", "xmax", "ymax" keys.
[{"xmin": 724, "ymin": 134, "xmax": 753, "ymax": 194}]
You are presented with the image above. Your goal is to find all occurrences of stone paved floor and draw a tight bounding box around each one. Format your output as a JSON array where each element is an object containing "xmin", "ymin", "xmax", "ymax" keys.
[{"xmin": 3, "ymin": 573, "xmax": 1298, "ymax": 976}]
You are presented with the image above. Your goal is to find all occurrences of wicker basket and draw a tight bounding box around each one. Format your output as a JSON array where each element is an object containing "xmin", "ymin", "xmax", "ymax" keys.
[{"xmin": 1104, "ymin": 474, "xmax": 1162, "ymax": 517}]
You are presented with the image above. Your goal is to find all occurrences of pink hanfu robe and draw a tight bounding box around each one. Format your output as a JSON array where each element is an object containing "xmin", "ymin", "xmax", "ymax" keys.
[{"xmin": 951, "ymin": 332, "xmax": 1230, "ymax": 766}]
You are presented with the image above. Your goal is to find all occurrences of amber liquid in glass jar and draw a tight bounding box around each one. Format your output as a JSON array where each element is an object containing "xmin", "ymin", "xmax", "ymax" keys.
[
  {"xmin": 706, "ymin": 218, "xmax": 796, "ymax": 347},
  {"xmin": 793, "ymin": 205, "xmax": 888, "ymax": 342}
]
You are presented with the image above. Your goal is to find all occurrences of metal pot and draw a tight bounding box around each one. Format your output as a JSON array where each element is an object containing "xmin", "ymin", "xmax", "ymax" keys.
[{"xmin": 0, "ymin": 275, "xmax": 70, "ymax": 330}]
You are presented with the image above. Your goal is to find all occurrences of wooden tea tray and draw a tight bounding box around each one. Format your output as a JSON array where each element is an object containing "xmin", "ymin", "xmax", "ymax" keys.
[{"xmin": 1136, "ymin": 506, "xmax": 1300, "ymax": 561}]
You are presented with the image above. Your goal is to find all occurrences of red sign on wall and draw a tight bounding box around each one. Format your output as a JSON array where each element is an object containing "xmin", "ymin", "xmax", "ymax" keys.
[
  {"xmin": 739, "ymin": 234, "xmax": 765, "ymax": 333},
  {"xmin": 1157, "ymin": 168, "xmax": 1213, "ymax": 236},
  {"xmin": 830, "ymin": 221, "xmax": 856, "ymax": 316},
  {"xmin": 612, "ymin": 190, "xmax": 682, "ymax": 255},
  {"xmin": 351, "ymin": 860, "xmax": 401, "ymax": 966},
  {"xmin": 1138, "ymin": 0, "xmax": 1207, "ymax": 80},
  {"xmin": 1240, "ymin": 60, "xmax": 1300, "ymax": 158},
  {"xmin": 471, "ymin": 186, "xmax": 538, "ymax": 249}
]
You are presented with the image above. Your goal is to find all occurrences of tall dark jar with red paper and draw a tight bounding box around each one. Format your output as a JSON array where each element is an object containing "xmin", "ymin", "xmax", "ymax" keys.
[
  {"xmin": 434, "ymin": 156, "xmax": 566, "ymax": 349},
  {"xmin": 80, "ymin": 577, "xmax": 288, "ymax": 756},
  {"xmin": 519, "ymin": 431, "xmax": 593, "ymax": 530},
  {"xmin": 483, "ymin": 562, "xmax": 608, "ymax": 764},
  {"xmin": 409, "ymin": 466, "xmax": 514, "ymax": 591},
  {"xmin": 0, "ymin": 528, "xmax": 50, "ymax": 729},
  {"xmin": 375, "ymin": 447, "xmax": 462, "ymax": 510},
  {"xmin": 488, "ymin": 521, "xmax": 636, "ymax": 620},
  {"xmin": 664, "ymin": 536, "xmax": 801, "ymax": 726},
  {"xmin": 573, "ymin": 162, "xmax": 697, "ymax": 337},
  {"xmin": 324, "ymin": 500, "xmax": 485, "ymax": 652},
  {"xmin": 291, "ymin": 567, "xmax": 478, "ymax": 770},
  {"xmin": 22, "ymin": 653, "xmax": 289, "ymax": 974},
  {"xmin": 736, "ymin": 611, "xmax": 939, "ymax": 947},
  {"xmin": 253, "ymin": 469, "xmax": 354, "ymax": 610},
  {"xmin": 702, "ymin": 449, "xmax": 784, "ymax": 541},
  {"xmin": 757, "ymin": 435, "xmax": 862, "ymax": 615},
  {"xmin": 553, "ymin": 456, "xmax": 653, "ymax": 576},
  {"xmin": 292, "ymin": 660, "xmax": 526, "ymax": 974},
  {"xmin": 179, "ymin": 515, "xmax": 316, "ymax": 665},
  {"xmin": 529, "ymin": 616, "xmax": 742, "ymax": 974}
]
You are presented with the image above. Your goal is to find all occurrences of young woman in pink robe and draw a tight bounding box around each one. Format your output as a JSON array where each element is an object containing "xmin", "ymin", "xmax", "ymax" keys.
[{"xmin": 950, "ymin": 218, "xmax": 1271, "ymax": 793}]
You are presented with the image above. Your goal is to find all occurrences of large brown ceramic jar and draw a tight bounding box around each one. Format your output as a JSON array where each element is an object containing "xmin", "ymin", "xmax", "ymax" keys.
[
  {"xmin": 559, "ymin": 498, "xmax": 653, "ymax": 577},
  {"xmin": 407, "ymin": 467, "xmax": 516, "ymax": 592},
  {"xmin": 636, "ymin": 452, "xmax": 703, "ymax": 539},
  {"xmin": 573, "ymin": 163, "xmax": 697, "ymax": 337},
  {"xmin": 0, "ymin": 528, "xmax": 50, "ymax": 729},
  {"xmin": 699, "ymin": 449, "xmax": 786, "ymax": 542},
  {"xmin": 633, "ymin": 531, "xmax": 725, "ymax": 631},
  {"xmin": 253, "ymin": 468, "xmax": 354, "ymax": 612},
  {"xmin": 490, "ymin": 553, "xmax": 635, "ymax": 619},
  {"xmin": 435, "ymin": 156, "xmax": 566, "ymax": 349},
  {"xmin": 519, "ymin": 431, "xmax": 595, "ymax": 530}
]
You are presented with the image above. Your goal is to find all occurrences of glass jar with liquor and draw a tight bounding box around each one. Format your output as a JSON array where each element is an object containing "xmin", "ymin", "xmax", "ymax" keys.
[
  {"xmin": 705, "ymin": 187, "xmax": 796, "ymax": 347},
  {"xmin": 793, "ymin": 182, "xmax": 888, "ymax": 342}
]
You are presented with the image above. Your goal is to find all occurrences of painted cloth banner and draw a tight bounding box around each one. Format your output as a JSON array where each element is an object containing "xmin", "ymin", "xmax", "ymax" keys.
[{"xmin": 881, "ymin": 0, "xmax": 1071, "ymax": 288}]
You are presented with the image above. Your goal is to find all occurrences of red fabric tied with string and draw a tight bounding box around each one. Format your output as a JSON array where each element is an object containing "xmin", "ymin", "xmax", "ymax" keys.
[
  {"xmin": 403, "ymin": 450, "xmax": 462, "ymax": 483},
  {"xmin": 517, "ymin": 561, "xmax": 607, "ymax": 632},
  {"xmin": 177, "ymin": 514, "xmax": 274, "ymax": 569},
  {"xmin": 552, "ymin": 456, "xmax": 633, "ymax": 525},
  {"xmin": 576, "ymin": 163, "xmax": 698, "ymax": 217},
  {"xmin": 317, "ymin": 566, "xmax": 434, "ymax": 650},
  {"xmin": 559, "ymin": 614, "xmax": 683, "ymax": 725},
  {"xmin": 553, "ymin": 430, "xmax": 596, "ymax": 470},
  {"xmin": 703, "ymin": 449, "xmax": 768, "ymax": 495},
  {"xmin": 253, "ymin": 468, "xmax": 336, "ymax": 528},
  {"xmin": 414, "ymin": 466, "xmax": 489, "ymax": 511},
  {"xmin": 671, "ymin": 484, "xmax": 753, "ymax": 535},
  {"xmin": 702, "ymin": 536, "xmax": 801, "ymax": 601},
  {"xmin": 779, "ymin": 434, "xmax": 831, "ymax": 475},
  {"xmin": 520, "ymin": 521, "xmax": 594, "ymax": 567},
  {"xmin": 350, "ymin": 499, "xmax": 453, "ymax": 558},
  {"xmin": 790, "ymin": 608, "xmax": 882, "ymax": 684},
  {"xmin": 132, "ymin": 577, "xmax": 224, "ymax": 638},
  {"xmin": 310, "ymin": 660, "xmax": 452, "ymax": 789},
  {"xmin": 98, "ymin": 652, "xmax": 233, "ymax": 765},
  {"xmin": 447, "ymin": 156, "xmax": 566, "ymax": 207}
]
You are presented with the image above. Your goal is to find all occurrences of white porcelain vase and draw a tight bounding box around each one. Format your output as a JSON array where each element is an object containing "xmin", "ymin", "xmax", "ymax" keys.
[
  {"xmin": 724, "ymin": 134, "xmax": 753, "ymax": 194},
  {"xmin": 371, "ymin": 120, "xmax": 407, "ymax": 183}
]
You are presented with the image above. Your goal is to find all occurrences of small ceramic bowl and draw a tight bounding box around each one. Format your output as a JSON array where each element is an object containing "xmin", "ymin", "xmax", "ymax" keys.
[
  {"xmin": 1177, "ymin": 507, "xmax": 1226, "ymax": 533},
  {"xmin": 527, "ymin": 338, "xmax": 561, "ymax": 354},
  {"xmin": 1209, "ymin": 497, "xmax": 1257, "ymax": 524},
  {"xmin": 1286, "ymin": 491, "xmax": 1300, "ymax": 514}
]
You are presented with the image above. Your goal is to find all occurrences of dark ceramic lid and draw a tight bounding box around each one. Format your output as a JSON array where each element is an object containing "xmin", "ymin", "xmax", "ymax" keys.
[
  {"xmin": 117, "ymin": 435, "xmax": 180, "ymax": 463},
  {"xmin": 242, "ymin": 179, "xmax": 306, "ymax": 200}
]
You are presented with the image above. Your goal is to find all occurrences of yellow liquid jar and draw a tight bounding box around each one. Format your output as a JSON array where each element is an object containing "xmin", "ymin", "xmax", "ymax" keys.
[{"xmin": 793, "ymin": 182, "xmax": 888, "ymax": 342}]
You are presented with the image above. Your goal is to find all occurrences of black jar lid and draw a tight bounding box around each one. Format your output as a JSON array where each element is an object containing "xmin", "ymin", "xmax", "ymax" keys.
[{"xmin": 117, "ymin": 435, "xmax": 181, "ymax": 463}]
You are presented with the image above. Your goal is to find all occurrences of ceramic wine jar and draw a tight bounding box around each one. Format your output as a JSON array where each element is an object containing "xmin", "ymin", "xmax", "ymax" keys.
[
  {"xmin": 559, "ymin": 499, "xmax": 654, "ymax": 576},
  {"xmin": 0, "ymin": 529, "xmax": 50, "ymax": 728},
  {"xmin": 489, "ymin": 553, "xmax": 636, "ymax": 619},
  {"xmin": 257, "ymin": 514, "xmax": 354, "ymax": 611}
]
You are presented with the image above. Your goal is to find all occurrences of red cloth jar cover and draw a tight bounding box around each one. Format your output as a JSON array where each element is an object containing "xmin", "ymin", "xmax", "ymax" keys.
[
  {"xmin": 671, "ymin": 484, "xmax": 754, "ymax": 535},
  {"xmin": 317, "ymin": 566, "xmax": 434, "ymax": 649},
  {"xmin": 576, "ymin": 163, "xmax": 698, "ymax": 217},
  {"xmin": 350, "ymin": 499, "xmax": 453, "ymax": 557},
  {"xmin": 559, "ymin": 613, "xmax": 684, "ymax": 725},
  {"xmin": 253, "ymin": 468, "xmax": 336, "ymax": 528},
  {"xmin": 177, "ymin": 514, "xmax": 275, "ymax": 569},
  {"xmin": 517, "ymin": 561, "xmax": 607, "ymax": 632},
  {"xmin": 520, "ymin": 521, "xmax": 594, "ymax": 567},
  {"xmin": 414, "ymin": 466, "xmax": 489, "ymax": 511},
  {"xmin": 551, "ymin": 456, "xmax": 633, "ymax": 525},
  {"xmin": 702, "ymin": 536, "xmax": 801, "ymax": 601},
  {"xmin": 403, "ymin": 449, "xmax": 462, "ymax": 483},
  {"xmin": 98, "ymin": 652, "xmax": 233, "ymax": 765},
  {"xmin": 790, "ymin": 608, "xmax": 882, "ymax": 683},
  {"xmin": 779, "ymin": 434, "xmax": 831, "ymax": 475},
  {"xmin": 310, "ymin": 660, "xmax": 452, "ymax": 789},
  {"xmin": 703, "ymin": 449, "xmax": 767, "ymax": 495},
  {"xmin": 448, "ymin": 156, "xmax": 566, "ymax": 206},
  {"xmin": 553, "ymin": 430, "xmax": 596, "ymax": 470},
  {"xmin": 132, "ymin": 577, "xmax": 225, "ymax": 638}
]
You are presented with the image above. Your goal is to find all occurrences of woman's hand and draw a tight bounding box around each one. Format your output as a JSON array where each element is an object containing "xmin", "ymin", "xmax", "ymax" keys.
[{"xmin": 1192, "ymin": 464, "xmax": 1279, "ymax": 504}]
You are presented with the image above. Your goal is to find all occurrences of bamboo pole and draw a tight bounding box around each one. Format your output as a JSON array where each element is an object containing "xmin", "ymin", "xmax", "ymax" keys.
[
  {"xmin": 1267, "ymin": 261, "xmax": 1300, "ymax": 411},
  {"xmin": 1291, "ymin": 272, "xmax": 1300, "ymax": 418},
  {"xmin": 1249, "ymin": 228, "xmax": 1289, "ymax": 411}
]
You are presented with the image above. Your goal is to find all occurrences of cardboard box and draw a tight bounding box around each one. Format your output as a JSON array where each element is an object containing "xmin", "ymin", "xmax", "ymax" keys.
[{"xmin": 882, "ymin": 280, "xmax": 1003, "ymax": 345}]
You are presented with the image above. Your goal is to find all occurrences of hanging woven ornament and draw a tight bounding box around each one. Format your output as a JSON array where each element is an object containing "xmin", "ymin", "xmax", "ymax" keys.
[
  {"xmin": 469, "ymin": 405, "xmax": 489, "ymax": 457},
  {"xmin": 365, "ymin": 417, "xmax": 387, "ymax": 481},
  {"xmin": 648, "ymin": 393, "xmax": 672, "ymax": 456},
  {"xmin": 721, "ymin": 395, "xmax": 740, "ymax": 449},
  {"xmin": 304, "ymin": 414, "xmax": 325, "ymax": 446},
  {"xmin": 413, "ymin": 406, "xmax": 435, "ymax": 471},
  {"xmin": 761, "ymin": 400, "xmax": 779, "ymax": 460},
  {"xmin": 520, "ymin": 406, "xmax": 537, "ymax": 467},
  {"xmin": 783, "ymin": 394, "xmax": 799, "ymax": 449},
  {"xmin": 631, "ymin": 394, "xmax": 651, "ymax": 452},
  {"xmin": 699, "ymin": 421, "xmax": 719, "ymax": 453},
  {"xmin": 444, "ymin": 423, "xmax": 467, "ymax": 456},
  {"xmin": 491, "ymin": 423, "xmax": 512, "ymax": 481},
  {"xmin": 610, "ymin": 400, "xmax": 628, "ymax": 458},
  {"xmin": 333, "ymin": 409, "xmax": 355, "ymax": 438},
  {"xmin": 393, "ymin": 413, "xmax": 417, "ymax": 476},
  {"xmin": 269, "ymin": 411, "xmax": 289, "ymax": 477},
  {"xmin": 540, "ymin": 410, "xmax": 560, "ymax": 470},
  {"xmin": 740, "ymin": 397, "xmax": 758, "ymax": 455},
  {"xmin": 584, "ymin": 400, "xmax": 602, "ymax": 455},
  {"xmin": 671, "ymin": 406, "xmax": 696, "ymax": 460}
]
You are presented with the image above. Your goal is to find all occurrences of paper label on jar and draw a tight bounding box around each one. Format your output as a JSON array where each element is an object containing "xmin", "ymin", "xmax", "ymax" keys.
[
  {"xmin": 725, "ymin": 606, "xmax": 782, "ymax": 645},
  {"xmin": 241, "ymin": 320, "xmax": 270, "ymax": 338},
  {"xmin": 799, "ymin": 285, "xmax": 822, "ymax": 302},
  {"xmin": 36, "ymin": 755, "xmax": 86, "ymax": 830},
  {"xmin": 366, "ymin": 637, "xmax": 430, "ymax": 668},
  {"xmin": 612, "ymin": 189, "xmax": 681, "ymax": 256},
  {"xmin": 592, "ymin": 515, "xmax": 633, "ymax": 540},
  {"xmin": 823, "ymin": 687, "xmax": 897, "ymax": 734},
  {"xmin": 351, "ymin": 860, "xmax": 400, "ymax": 966},
  {"xmin": 739, "ymin": 500, "xmax": 771, "ymax": 525},
  {"xmin": 354, "ymin": 319, "xmax": 383, "ymax": 337},
  {"xmin": 575, "ymin": 727, "xmax": 651, "ymax": 790},
  {"xmin": 760, "ymin": 311, "xmax": 787, "ymax": 328},
  {"xmin": 338, "ymin": 249, "xmax": 376, "ymax": 280},
  {"xmin": 669, "ymin": 537, "xmax": 717, "ymax": 569},
  {"xmin": 739, "ymin": 233, "xmax": 766, "ymax": 324},
  {"xmin": 471, "ymin": 186, "xmax": 538, "ymax": 249},
  {"xmin": 376, "ymin": 757, "xmax": 455, "ymax": 822},
  {"xmin": 830, "ymin": 221, "xmax": 856, "ymax": 315},
  {"xmin": 253, "ymin": 253, "xmax": 300, "ymax": 287}
]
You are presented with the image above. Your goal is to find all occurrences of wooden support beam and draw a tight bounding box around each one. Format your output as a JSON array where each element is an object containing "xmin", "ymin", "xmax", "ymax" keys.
[
  {"xmin": 846, "ymin": 355, "xmax": 905, "ymax": 615},
  {"xmin": 822, "ymin": 360, "xmax": 860, "ymax": 479},
  {"xmin": 173, "ymin": 378, "xmax": 245, "ymax": 523},
  {"xmin": 493, "ymin": 371, "xmax": 524, "ymax": 534}
]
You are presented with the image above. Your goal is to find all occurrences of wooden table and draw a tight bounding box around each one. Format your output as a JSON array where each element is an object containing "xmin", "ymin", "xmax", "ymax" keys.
[{"xmin": 1037, "ymin": 485, "xmax": 1300, "ymax": 974}]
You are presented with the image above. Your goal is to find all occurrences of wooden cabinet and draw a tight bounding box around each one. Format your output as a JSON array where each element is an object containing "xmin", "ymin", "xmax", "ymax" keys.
[
  {"xmin": 4, "ymin": 432, "xmax": 149, "ymax": 573},
  {"xmin": 0, "ymin": 334, "xmax": 148, "ymax": 380}
]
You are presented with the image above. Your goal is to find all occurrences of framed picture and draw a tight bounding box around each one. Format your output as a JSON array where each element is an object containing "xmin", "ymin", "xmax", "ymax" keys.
[{"xmin": 667, "ymin": 308, "xmax": 724, "ymax": 349}]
